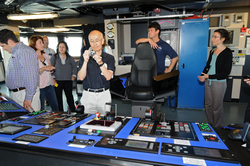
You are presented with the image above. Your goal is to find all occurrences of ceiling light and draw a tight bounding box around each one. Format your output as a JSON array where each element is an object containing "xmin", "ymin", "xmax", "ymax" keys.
[
  {"xmin": 34, "ymin": 27, "xmax": 70, "ymax": 32},
  {"xmin": 4, "ymin": 0, "xmax": 14, "ymax": 5},
  {"xmin": 7, "ymin": 13, "xmax": 58, "ymax": 20},
  {"xmin": 56, "ymin": 24, "xmax": 82, "ymax": 27}
]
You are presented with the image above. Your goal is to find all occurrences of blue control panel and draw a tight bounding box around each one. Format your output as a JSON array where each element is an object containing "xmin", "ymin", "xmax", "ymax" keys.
[{"xmin": 0, "ymin": 100, "xmax": 241, "ymax": 166}]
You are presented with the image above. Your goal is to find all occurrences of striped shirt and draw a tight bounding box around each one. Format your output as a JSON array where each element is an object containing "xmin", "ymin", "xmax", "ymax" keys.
[{"xmin": 6, "ymin": 42, "xmax": 39, "ymax": 101}]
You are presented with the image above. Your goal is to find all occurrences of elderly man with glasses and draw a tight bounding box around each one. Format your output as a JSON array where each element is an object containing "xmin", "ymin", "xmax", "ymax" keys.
[{"xmin": 78, "ymin": 30, "xmax": 115, "ymax": 116}]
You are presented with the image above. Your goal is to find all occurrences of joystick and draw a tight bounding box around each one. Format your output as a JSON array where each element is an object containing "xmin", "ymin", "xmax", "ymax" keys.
[{"xmin": 69, "ymin": 136, "xmax": 76, "ymax": 143}]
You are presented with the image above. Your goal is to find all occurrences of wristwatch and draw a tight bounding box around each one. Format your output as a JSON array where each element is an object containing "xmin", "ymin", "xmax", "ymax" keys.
[{"xmin": 99, "ymin": 63, "xmax": 104, "ymax": 67}]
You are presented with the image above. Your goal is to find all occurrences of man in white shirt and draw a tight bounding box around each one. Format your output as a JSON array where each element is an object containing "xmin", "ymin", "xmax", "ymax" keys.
[{"xmin": 43, "ymin": 36, "xmax": 55, "ymax": 59}]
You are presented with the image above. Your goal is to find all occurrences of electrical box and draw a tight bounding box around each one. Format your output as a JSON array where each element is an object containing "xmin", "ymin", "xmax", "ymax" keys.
[
  {"xmin": 222, "ymin": 14, "xmax": 231, "ymax": 27},
  {"xmin": 231, "ymin": 48, "xmax": 246, "ymax": 66},
  {"xmin": 234, "ymin": 13, "xmax": 244, "ymax": 23}
]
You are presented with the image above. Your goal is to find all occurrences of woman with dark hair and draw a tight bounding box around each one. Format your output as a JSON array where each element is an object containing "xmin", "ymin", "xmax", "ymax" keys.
[
  {"xmin": 198, "ymin": 29, "xmax": 232, "ymax": 128},
  {"xmin": 29, "ymin": 35, "xmax": 58, "ymax": 111},
  {"xmin": 50, "ymin": 41, "xmax": 77, "ymax": 112}
]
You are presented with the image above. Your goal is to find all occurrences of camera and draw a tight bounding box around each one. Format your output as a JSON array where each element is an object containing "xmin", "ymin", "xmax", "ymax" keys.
[
  {"xmin": 89, "ymin": 51, "xmax": 96, "ymax": 57},
  {"xmin": 243, "ymin": 75, "xmax": 250, "ymax": 79}
]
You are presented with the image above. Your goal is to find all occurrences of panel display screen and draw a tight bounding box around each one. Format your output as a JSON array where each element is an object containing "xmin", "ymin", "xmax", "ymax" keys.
[
  {"xmin": 125, "ymin": 140, "xmax": 148, "ymax": 149},
  {"xmin": 193, "ymin": 147, "xmax": 222, "ymax": 158},
  {"xmin": 0, "ymin": 124, "xmax": 31, "ymax": 135},
  {"xmin": 0, "ymin": 126, "xmax": 23, "ymax": 133}
]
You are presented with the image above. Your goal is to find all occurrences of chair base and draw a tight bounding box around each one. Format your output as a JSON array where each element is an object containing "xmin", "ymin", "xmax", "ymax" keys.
[{"xmin": 131, "ymin": 100, "xmax": 157, "ymax": 120}]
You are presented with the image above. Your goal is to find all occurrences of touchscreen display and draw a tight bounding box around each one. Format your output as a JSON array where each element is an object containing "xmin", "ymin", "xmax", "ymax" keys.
[
  {"xmin": 193, "ymin": 147, "xmax": 222, "ymax": 158},
  {"xmin": 125, "ymin": 140, "xmax": 148, "ymax": 149},
  {"xmin": 0, "ymin": 126, "xmax": 23, "ymax": 133}
]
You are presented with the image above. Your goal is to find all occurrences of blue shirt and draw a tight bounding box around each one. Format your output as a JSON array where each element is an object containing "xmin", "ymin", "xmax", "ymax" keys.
[
  {"xmin": 6, "ymin": 42, "xmax": 39, "ymax": 101},
  {"xmin": 78, "ymin": 52, "xmax": 115, "ymax": 89},
  {"xmin": 155, "ymin": 38, "xmax": 178, "ymax": 74},
  {"xmin": 207, "ymin": 52, "xmax": 226, "ymax": 83}
]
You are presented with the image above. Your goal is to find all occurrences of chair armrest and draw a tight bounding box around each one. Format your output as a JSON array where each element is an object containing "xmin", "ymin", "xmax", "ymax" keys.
[{"xmin": 153, "ymin": 70, "xmax": 180, "ymax": 82}]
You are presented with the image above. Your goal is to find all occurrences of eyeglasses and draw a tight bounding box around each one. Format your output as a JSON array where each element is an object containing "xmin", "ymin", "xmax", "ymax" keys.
[
  {"xmin": 90, "ymin": 38, "xmax": 102, "ymax": 43},
  {"xmin": 212, "ymin": 36, "xmax": 220, "ymax": 39}
]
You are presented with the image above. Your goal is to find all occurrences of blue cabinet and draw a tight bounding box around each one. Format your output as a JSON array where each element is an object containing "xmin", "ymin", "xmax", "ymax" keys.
[{"xmin": 177, "ymin": 19, "xmax": 210, "ymax": 109}]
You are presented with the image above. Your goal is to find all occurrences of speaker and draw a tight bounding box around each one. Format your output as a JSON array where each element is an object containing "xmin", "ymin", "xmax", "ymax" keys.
[{"xmin": 241, "ymin": 122, "xmax": 250, "ymax": 142}]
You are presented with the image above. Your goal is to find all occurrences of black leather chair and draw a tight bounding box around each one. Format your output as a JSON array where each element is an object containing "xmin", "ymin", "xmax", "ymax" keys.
[
  {"xmin": 126, "ymin": 43, "xmax": 157, "ymax": 101},
  {"xmin": 125, "ymin": 43, "xmax": 179, "ymax": 119}
]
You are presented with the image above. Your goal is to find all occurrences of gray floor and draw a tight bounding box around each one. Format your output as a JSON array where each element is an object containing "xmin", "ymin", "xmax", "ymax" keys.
[{"xmin": 0, "ymin": 83, "xmax": 247, "ymax": 127}]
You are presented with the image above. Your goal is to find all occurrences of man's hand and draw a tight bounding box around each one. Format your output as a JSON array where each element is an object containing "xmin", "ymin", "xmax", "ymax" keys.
[
  {"xmin": 71, "ymin": 76, "xmax": 76, "ymax": 81},
  {"xmin": 93, "ymin": 54, "xmax": 103, "ymax": 65},
  {"xmin": 83, "ymin": 50, "xmax": 90, "ymax": 63},
  {"xmin": 148, "ymin": 39, "xmax": 158, "ymax": 49},
  {"xmin": 136, "ymin": 38, "xmax": 158, "ymax": 49},
  {"xmin": 23, "ymin": 100, "xmax": 34, "ymax": 112},
  {"xmin": 164, "ymin": 68, "xmax": 171, "ymax": 73},
  {"xmin": 244, "ymin": 79, "xmax": 250, "ymax": 85}
]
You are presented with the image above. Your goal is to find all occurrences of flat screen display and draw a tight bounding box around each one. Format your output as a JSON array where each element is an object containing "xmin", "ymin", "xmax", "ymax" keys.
[
  {"xmin": 0, "ymin": 126, "xmax": 23, "ymax": 133},
  {"xmin": 125, "ymin": 140, "xmax": 148, "ymax": 149},
  {"xmin": 193, "ymin": 147, "xmax": 222, "ymax": 158}
]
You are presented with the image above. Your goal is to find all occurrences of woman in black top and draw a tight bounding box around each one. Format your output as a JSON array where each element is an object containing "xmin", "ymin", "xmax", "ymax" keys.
[{"xmin": 198, "ymin": 29, "xmax": 232, "ymax": 128}]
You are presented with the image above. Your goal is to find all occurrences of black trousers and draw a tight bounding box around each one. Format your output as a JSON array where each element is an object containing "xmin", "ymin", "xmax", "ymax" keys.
[
  {"xmin": 54, "ymin": 80, "xmax": 75, "ymax": 112},
  {"xmin": 244, "ymin": 100, "xmax": 250, "ymax": 123}
]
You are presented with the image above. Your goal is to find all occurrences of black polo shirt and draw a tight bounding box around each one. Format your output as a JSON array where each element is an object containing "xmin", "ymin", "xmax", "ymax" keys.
[{"xmin": 78, "ymin": 52, "xmax": 115, "ymax": 89}]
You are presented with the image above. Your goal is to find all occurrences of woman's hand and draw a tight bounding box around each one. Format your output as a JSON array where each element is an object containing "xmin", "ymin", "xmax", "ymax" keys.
[
  {"xmin": 53, "ymin": 78, "xmax": 57, "ymax": 84},
  {"xmin": 46, "ymin": 65, "xmax": 55, "ymax": 71},
  {"xmin": 198, "ymin": 73, "xmax": 209, "ymax": 82}
]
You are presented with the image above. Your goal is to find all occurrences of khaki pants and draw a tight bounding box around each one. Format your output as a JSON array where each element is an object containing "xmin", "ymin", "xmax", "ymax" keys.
[
  {"xmin": 80, "ymin": 89, "xmax": 111, "ymax": 116},
  {"xmin": 11, "ymin": 87, "xmax": 41, "ymax": 112},
  {"xmin": 205, "ymin": 80, "xmax": 227, "ymax": 128}
]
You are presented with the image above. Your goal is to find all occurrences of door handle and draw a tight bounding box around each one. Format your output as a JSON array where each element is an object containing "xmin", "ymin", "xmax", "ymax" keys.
[{"xmin": 182, "ymin": 63, "xmax": 185, "ymax": 69}]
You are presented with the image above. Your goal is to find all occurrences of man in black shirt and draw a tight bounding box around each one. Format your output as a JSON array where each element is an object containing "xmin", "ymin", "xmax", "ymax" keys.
[{"xmin": 78, "ymin": 30, "xmax": 115, "ymax": 115}]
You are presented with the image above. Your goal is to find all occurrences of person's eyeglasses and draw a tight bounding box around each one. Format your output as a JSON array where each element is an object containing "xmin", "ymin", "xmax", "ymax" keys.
[
  {"xmin": 90, "ymin": 38, "xmax": 102, "ymax": 43},
  {"xmin": 212, "ymin": 36, "xmax": 220, "ymax": 39}
]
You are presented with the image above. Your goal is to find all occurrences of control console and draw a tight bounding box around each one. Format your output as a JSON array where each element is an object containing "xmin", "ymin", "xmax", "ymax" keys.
[
  {"xmin": 95, "ymin": 137, "xmax": 158, "ymax": 154},
  {"xmin": 161, "ymin": 143, "xmax": 238, "ymax": 164}
]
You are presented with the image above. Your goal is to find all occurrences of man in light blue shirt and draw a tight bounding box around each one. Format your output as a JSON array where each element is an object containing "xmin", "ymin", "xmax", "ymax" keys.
[
  {"xmin": 43, "ymin": 35, "xmax": 55, "ymax": 59},
  {"xmin": 0, "ymin": 29, "xmax": 40, "ymax": 112}
]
